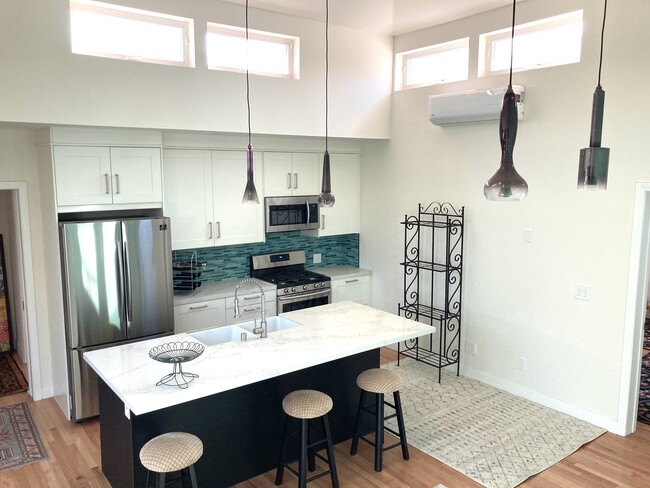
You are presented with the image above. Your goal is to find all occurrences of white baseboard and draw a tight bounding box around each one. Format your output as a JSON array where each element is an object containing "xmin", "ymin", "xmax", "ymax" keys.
[{"xmin": 461, "ymin": 366, "xmax": 619, "ymax": 434}]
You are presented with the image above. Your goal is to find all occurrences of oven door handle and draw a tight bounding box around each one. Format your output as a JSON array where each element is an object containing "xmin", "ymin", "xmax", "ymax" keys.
[{"xmin": 277, "ymin": 289, "xmax": 331, "ymax": 302}]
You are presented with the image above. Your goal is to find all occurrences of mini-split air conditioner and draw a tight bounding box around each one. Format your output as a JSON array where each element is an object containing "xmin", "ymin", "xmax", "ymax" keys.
[{"xmin": 428, "ymin": 85, "xmax": 525, "ymax": 126}]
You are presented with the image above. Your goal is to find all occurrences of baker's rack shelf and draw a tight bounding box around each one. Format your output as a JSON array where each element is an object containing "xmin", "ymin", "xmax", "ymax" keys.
[{"xmin": 397, "ymin": 202, "xmax": 464, "ymax": 382}]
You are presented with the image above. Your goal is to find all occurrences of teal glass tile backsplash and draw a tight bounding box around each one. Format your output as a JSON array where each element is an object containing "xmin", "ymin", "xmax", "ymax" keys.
[{"xmin": 172, "ymin": 233, "xmax": 359, "ymax": 282}]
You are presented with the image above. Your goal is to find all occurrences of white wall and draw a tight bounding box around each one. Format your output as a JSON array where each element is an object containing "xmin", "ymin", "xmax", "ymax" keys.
[
  {"xmin": 360, "ymin": 0, "xmax": 650, "ymax": 430},
  {"xmin": 0, "ymin": 0, "xmax": 392, "ymax": 139}
]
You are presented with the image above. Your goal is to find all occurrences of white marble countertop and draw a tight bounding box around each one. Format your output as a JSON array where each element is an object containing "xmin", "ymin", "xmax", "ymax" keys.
[
  {"xmin": 173, "ymin": 278, "xmax": 276, "ymax": 306},
  {"xmin": 315, "ymin": 266, "xmax": 372, "ymax": 280},
  {"xmin": 84, "ymin": 302, "xmax": 432, "ymax": 416}
]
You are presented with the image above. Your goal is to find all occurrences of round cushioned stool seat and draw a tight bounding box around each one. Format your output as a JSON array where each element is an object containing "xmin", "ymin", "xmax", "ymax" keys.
[
  {"xmin": 140, "ymin": 432, "xmax": 203, "ymax": 473},
  {"xmin": 282, "ymin": 389, "xmax": 333, "ymax": 419},
  {"xmin": 357, "ymin": 368, "xmax": 404, "ymax": 394}
]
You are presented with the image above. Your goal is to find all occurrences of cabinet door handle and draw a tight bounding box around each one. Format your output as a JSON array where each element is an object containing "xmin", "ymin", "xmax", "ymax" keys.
[
  {"xmin": 321, "ymin": 214, "xmax": 325, "ymax": 230},
  {"xmin": 345, "ymin": 279, "xmax": 359, "ymax": 284},
  {"xmin": 114, "ymin": 174, "xmax": 120, "ymax": 194},
  {"xmin": 216, "ymin": 221, "xmax": 221, "ymax": 238},
  {"xmin": 294, "ymin": 173, "xmax": 298, "ymax": 189},
  {"xmin": 208, "ymin": 222, "xmax": 213, "ymax": 240},
  {"xmin": 189, "ymin": 304, "xmax": 208, "ymax": 310},
  {"xmin": 287, "ymin": 173, "xmax": 292, "ymax": 189},
  {"xmin": 104, "ymin": 174, "xmax": 110, "ymax": 194}
]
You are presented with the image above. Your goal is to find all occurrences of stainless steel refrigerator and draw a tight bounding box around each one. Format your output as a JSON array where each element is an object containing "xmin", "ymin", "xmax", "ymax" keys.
[{"xmin": 60, "ymin": 217, "xmax": 174, "ymax": 421}]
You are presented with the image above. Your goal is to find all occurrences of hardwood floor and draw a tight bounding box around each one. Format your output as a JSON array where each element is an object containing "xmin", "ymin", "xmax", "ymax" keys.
[{"xmin": 1, "ymin": 349, "xmax": 650, "ymax": 488}]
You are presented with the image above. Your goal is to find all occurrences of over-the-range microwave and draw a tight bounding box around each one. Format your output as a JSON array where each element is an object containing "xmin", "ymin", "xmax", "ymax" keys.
[{"xmin": 265, "ymin": 195, "xmax": 320, "ymax": 233}]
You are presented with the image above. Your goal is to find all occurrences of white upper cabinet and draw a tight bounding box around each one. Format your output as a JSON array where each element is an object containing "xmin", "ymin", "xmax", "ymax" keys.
[
  {"xmin": 163, "ymin": 149, "xmax": 214, "ymax": 250},
  {"xmin": 212, "ymin": 151, "xmax": 265, "ymax": 247},
  {"xmin": 315, "ymin": 153, "xmax": 360, "ymax": 237},
  {"xmin": 263, "ymin": 152, "xmax": 320, "ymax": 197},
  {"xmin": 54, "ymin": 145, "xmax": 162, "ymax": 208},
  {"xmin": 163, "ymin": 149, "xmax": 264, "ymax": 250}
]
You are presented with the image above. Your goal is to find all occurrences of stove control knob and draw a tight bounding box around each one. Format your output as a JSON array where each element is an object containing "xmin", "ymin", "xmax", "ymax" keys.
[
  {"xmin": 291, "ymin": 287, "xmax": 296, "ymax": 292},
  {"xmin": 284, "ymin": 288, "xmax": 290, "ymax": 294},
  {"xmin": 303, "ymin": 285, "xmax": 308, "ymax": 291}
]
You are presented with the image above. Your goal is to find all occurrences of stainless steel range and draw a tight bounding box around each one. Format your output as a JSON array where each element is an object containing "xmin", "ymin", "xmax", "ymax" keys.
[{"xmin": 250, "ymin": 251, "xmax": 331, "ymax": 313}]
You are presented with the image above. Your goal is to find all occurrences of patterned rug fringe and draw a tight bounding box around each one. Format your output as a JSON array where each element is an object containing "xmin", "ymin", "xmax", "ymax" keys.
[{"xmin": 384, "ymin": 359, "xmax": 606, "ymax": 488}]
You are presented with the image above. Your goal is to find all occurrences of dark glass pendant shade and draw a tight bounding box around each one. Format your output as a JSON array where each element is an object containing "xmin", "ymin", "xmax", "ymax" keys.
[
  {"xmin": 318, "ymin": 150, "xmax": 335, "ymax": 207},
  {"xmin": 577, "ymin": 85, "xmax": 609, "ymax": 191},
  {"xmin": 242, "ymin": 144, "xmax": 260, "ymax": 203},
  {"xmin": 484, "ymin": 85, "xmax": 528, "ymax": 201}
]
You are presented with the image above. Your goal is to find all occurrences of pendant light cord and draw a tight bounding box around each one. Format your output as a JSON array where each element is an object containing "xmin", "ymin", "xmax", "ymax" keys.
[
  {"xmin": 246, "ymin": 0, "xmax": 252, "ymax": 147},
  {"xmin": 325, "ymin": 0, "xmax": 329, "ymax": 152},
  {"xmin": 508, "ymin": 0, "xmax": 516, "ymax": 87},
  {"xmin": 597, "ymin": 0, "xmax": 608, "ymax": 88}
]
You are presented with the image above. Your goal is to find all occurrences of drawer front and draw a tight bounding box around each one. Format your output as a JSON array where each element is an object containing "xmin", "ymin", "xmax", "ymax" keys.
[
  {"xmin": 226, "ymin": 300, "xmax": 277, "ymax": 326},
  {"xmin": 174, "ymin": 299, "xmax": 226, "ymax": 333}
]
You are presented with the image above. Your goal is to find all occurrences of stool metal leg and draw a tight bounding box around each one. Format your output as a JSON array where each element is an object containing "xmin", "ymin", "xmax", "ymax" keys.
[
  {"xmin": 322, "ymin": 415, "xmax": 339, "ymax": 488},
  {"xmin": 350, "ymin": 390, "xmax": 365, "ymax": 455},
  {"xmin": 375, "ymin": 393, "xmax": 385, "ymax": 472},
  {"xmin": 394, "ymin": 391, "xmax": 410, "ymax": 460},
  {"xmin": 156, "ymin": 473, "xmax": 166, "ymax": 488},
  {"xmin": 307, "ymin": 422, "xmax": 316, "ymax": 472},
  {"xmin": 188, "ymin": 464, "xmax": 199, "ymax": 488},
  {"xmin": 275, "ymin": 414, "xmax": 289, "ymax": 485},
  {"xmin": 299, "ymin": 419, "xmax": 308, "ymax": 488}
]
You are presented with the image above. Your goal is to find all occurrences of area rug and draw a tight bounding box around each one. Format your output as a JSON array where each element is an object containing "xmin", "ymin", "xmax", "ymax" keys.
[
  {"xmin": 383, "ymin": 359, "xmax": 606, "ymax": 488},
  {"xmin": 0, "ymin": 355, "xmax": 28, "ymax": 397},
  {"xmin": 0, "ymin": 402, "xmax": 47, "ymax": 472},
  {"xmin": 639, "ymin": 320, "xmax": 650, "ymax": 425}
]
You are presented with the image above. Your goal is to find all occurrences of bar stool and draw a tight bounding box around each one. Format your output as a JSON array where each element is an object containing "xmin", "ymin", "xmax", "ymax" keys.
[
  {"xmin": 139, "ymin": 432, "xmax": 203, "ymax": 488},
  {"xmin": 350, "ymin": 368, "xmax": 409, "ymax": 472},
  {"xmin": 275, "ymin": 389, "xmax": 339, "ymax": 488}
]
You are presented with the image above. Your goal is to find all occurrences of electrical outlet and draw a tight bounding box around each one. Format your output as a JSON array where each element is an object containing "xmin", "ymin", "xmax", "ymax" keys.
[
  {"xmin": 313, "ymin": 253, "xmax": 322, "ymax": 264},
  {"xmin": 518, "ymin": 357, "xmax": 526, "ymax": 370},
  {"xmin": 465, "ymin": 341, "xmax": 477, "ymax": 355},
  {"xmin": 574, "ymin": 285, "xmax": 590, "ymax": 300}
]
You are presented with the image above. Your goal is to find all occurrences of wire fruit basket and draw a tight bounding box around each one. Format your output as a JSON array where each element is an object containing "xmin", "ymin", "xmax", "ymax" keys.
[{"xmin": 149, "ymin": 341, "xmax": 205, "ymax": 389}]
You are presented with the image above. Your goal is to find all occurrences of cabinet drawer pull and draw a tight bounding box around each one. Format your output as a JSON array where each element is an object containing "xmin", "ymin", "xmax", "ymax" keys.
[
  {"xmin": 189, "ymin": 304, "xmax": 209, "ymax": 310},
  {"xmin": 243, "ymin": 307, "xmax": 261, "ymax": 312},
  {"xmin": 287, "ymin": 173, "xmax": 292, "ymax": 189},
  {"xmin": 114, "ymin": 174, "xmax": 120, "ymax": 194},
  {"xmin": 294, "ymin": 173, "xmax": 298, "ymax": 189},
  {"xmin": 345, "ymin": 279, "xmax": 359, "ymax": 284},
  {"xmin": 104, "ymin": 173, "xmax": 110, "ymax": 194},
  {"xmin": 243, "ymin": 295, "xmax": 261, "ymax": 300}
]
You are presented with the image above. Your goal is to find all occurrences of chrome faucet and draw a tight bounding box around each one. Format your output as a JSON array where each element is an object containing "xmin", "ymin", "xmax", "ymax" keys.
[{"xmin": 233, "ymin": 278, "xmax": 267, "ymax": 338}]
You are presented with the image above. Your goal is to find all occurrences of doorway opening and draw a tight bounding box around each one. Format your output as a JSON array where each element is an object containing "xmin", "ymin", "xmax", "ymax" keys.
[{"xmin": 0, "ymin": 183, "xmax": 41, "ymax": 400}]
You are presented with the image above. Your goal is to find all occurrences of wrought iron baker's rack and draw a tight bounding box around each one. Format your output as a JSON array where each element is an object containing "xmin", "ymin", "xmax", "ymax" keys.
[{"xmin": 397, "ymin": 202, "xmax": 464, "ymax": 382}]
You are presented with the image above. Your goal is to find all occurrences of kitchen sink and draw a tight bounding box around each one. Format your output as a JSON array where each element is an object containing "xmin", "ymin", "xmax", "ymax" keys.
[
  {"xmin": 190, "ymin": 325, "xmax": 255, "ymax": 346},
  {"xmin": 237, "ymin": 315, "xmax": 302, "ymax": 335}
]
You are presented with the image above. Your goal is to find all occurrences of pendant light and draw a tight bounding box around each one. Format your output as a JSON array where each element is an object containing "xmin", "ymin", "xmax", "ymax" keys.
[
  {"xmin": 483, "ymin": 0, "xmax": 528, "ymax": 201},
  {"xmin": 241, "ymin": 0, "xmax": 259, "ymax": 204},
  {"xmin": 318, "ymin": 0, "xmax": 335, "ymax": 208},
  {"xmin": 577, "ymin": 0, "xmax": 609, "ymax": 190}
]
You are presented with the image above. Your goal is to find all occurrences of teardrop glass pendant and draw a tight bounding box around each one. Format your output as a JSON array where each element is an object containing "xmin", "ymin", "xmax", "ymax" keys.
[
  {"xmin": 242, "ymin": 144, "xmax": 260, "ymax": 204},
  {"xmin": 484, "ymin": 86, "xmax": 528, "ymax": 201},
  {"xmin": 318, "ymin": 150, "xmax": 335, "ymax": 208}
]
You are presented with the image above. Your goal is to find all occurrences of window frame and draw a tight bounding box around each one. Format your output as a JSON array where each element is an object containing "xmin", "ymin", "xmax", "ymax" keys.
[
  {"xmin": 69, "ymin": 0, "xmax": 195, "ymax": 68},
  {"xmin": 479, "ymin": 10, "xmax": 583, "ymax": 77},
  {"xmin": 206, "ymin": 22, "xmax": 299, "ymax": 79},
  {"xmin": 395, "ymin": 38, "xmax": 470, "ymax": 91}
]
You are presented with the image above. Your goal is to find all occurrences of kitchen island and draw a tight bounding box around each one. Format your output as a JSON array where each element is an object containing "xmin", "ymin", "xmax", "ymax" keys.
[{"xmin": 85, "ymin": 301, "xmax": 432, "ymax": 487}]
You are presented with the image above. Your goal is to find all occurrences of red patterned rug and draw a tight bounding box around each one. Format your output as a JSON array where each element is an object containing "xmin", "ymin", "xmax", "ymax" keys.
[
  {"xmin": 0, "ymin": 402, "xmax": 47, "ymax": 472},
  {"xmin": 0, "ymin": 355, "xmax": 27, "ymax": 398}
]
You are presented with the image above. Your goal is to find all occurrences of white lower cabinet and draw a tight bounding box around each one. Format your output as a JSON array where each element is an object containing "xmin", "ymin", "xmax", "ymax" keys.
[
  {"xmin": 225, "ymin": 291, "xmax": 277, "ymax": 326},
  {"xmin": 331, "ymin": 275, "xmax": 371, "ymax": 305},
  {"xmin": 174, "ymin": 299, "xmax": 226, "ymax": 334}
]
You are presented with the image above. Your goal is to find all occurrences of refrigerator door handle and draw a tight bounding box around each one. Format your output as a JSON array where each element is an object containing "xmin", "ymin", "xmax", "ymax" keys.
[
  {"xmin": 115, "ymin": 240, "xmax": 126, "ymax": 329},
  {"xmin": 123, "ymin": 239, "xmax": 133, "ymax": 327}
]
